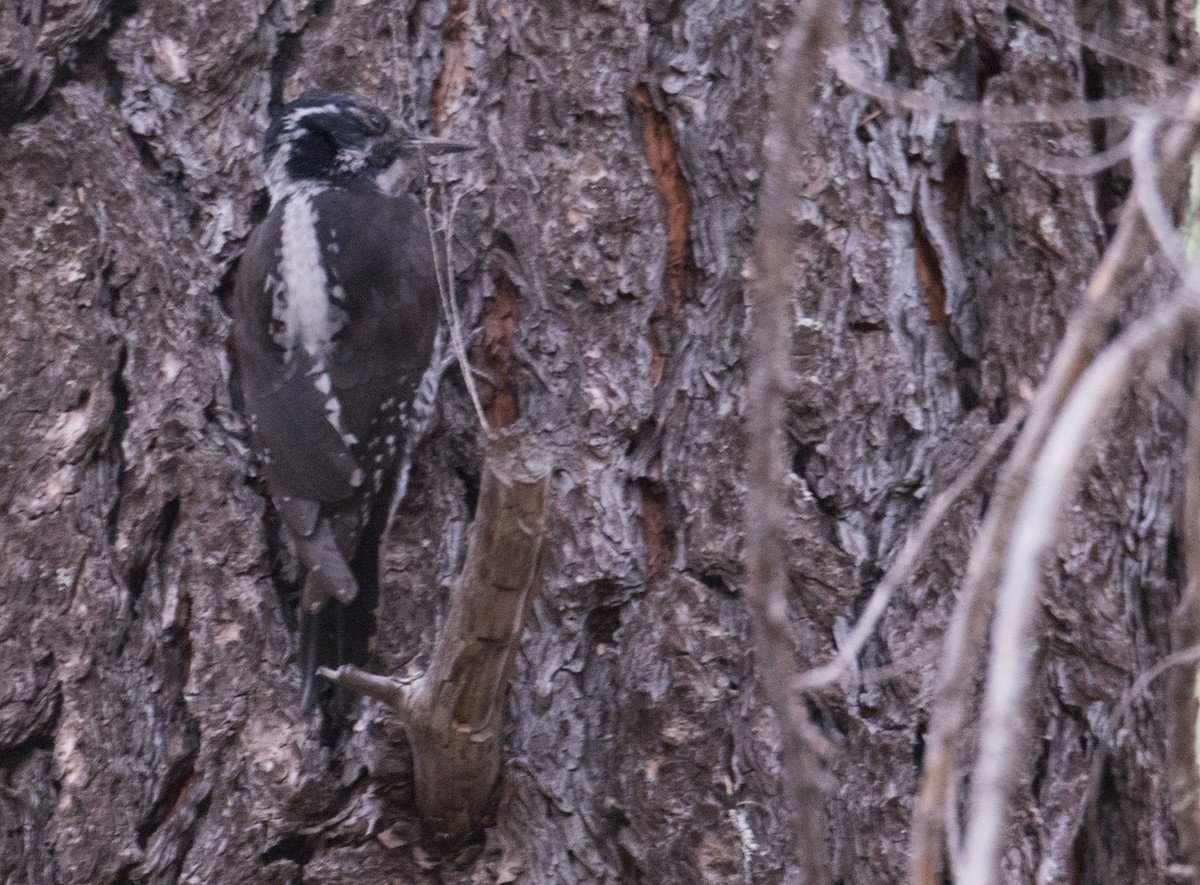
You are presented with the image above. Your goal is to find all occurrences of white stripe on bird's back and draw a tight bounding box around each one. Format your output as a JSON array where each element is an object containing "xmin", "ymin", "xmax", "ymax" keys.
[
  {"xmin": 279, "ymin": 187, "xmax": 338, "ymax": 360},
  {"xmin": 278, "ymin": 200, "xmax": 358, "ymax": 449}
]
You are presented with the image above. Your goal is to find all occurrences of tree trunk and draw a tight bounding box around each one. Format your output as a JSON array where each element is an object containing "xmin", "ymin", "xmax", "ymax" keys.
[{"xmin": 2, "ymin": 1, "xmax": 1197, "ymax": 882}]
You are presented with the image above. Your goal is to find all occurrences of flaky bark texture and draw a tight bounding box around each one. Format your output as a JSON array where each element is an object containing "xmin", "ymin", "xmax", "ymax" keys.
[{"xmin": 2, "ymin": 1, "xmax": 1198, "ymax": 882}]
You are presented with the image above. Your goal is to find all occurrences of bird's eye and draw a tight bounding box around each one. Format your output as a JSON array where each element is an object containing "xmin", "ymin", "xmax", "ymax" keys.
[{"xmin": 362, "ymin": 110, "xmax": 388, "ymax": 136}]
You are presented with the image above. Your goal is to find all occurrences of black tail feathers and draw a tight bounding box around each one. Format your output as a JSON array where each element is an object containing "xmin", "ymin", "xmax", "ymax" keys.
[
  {"xmin": 297, "ymin": 469, "xmax": 393, "ymax": 731},
  {"xmin": 299, "ymin": 565, "xmax": 379, "ymax": 727}
]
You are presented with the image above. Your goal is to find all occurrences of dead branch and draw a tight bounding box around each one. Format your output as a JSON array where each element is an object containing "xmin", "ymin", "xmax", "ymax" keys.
[
  {"xmin": 321, "ymin": 429, "xmax": 551, "ymax": 845},
  {"xmin": 908, "ymin": 84, "xmax": 1200, "ymax": 885},
  {"xmin": 744, "ymin": 1, "xmax": 840, "ymax": 880},
  {"xmin": 959, "ymin": 297, "xmax": 1197, "ymax": 884}
]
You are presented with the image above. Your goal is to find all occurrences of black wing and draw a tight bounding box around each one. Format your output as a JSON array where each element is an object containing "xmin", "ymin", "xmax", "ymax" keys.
[{"xmin": 317, "ymin": 187, "xmax": 440, "ymax": 470}]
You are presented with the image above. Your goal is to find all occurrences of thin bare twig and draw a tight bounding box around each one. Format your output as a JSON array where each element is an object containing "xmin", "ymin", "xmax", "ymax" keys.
[
  {"xmin": 315, "ymin": 664, "xmax": 410, "ymax": 712},
  {"xmin": 832, "ymin": 47, "xmax": 1186, "ymax": 126},
  {"xmin": 798, "ymin": 404, "xmax": 1027, "ymax": 691},
  {"xmin": 1110, "ymin": 642, "xmax": 1200, "ymax": 751},
  {"xmin": 829, "ymin": 644, "xmax": 939, "ymax": 690},
  {"xmin": 1160, "ymin": 352, "xmax": 1200, "ymax": 868},
  {"xmin": 424, "ymin": 180, "xmax": 490, "ymax": 433},
  {"xmin": 959, "ymin": 297, "xmax": 1196, "ymax": 883},
  {"xmin": 1130, "ymin": 117, "xmax": 1191, "ymax": 277},
  {"xmin": 908, "ymin": 84, "xmax": 1200, "ymax": 885},
  {"xmin": 1005, "ymin": 0, "xmax": 1177, "ymax": 85},
  {"xmin": 1021, "ymin": 135, "xmax": 1131, "ymax": 178},
  {"xmin": 744, "ymin": 2, "xmax": 840, "ymax": 880},
  {"xmin": 1081, "ymin": 641, "xmax": 1200, "ymax": 848}
]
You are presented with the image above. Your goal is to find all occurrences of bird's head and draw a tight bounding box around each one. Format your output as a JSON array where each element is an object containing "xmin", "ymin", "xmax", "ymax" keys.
[{"xmin": 263, "ymin": 93, "xmax": 468, "ymax": 202}]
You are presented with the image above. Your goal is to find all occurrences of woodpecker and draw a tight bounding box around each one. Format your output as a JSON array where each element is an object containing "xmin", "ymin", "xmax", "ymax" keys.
[{"xmin": 232, "ymin": 93, "xmax": 466, "ymax": 714}]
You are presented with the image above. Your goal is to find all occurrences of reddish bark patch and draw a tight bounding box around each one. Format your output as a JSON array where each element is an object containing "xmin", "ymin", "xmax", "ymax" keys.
[
  {"xmin": 473, "ymin": 270, "xmax": 520, "ymax": 428},
  {"xmin": 430, "ymin": 0, "xmax": 472, "ymax": 128},
  {"xmin": 634, "ymin": 84, "xmax": 694, "ymax": 385},
  {"xmin": 639, "ymin": 479, "xmax": 674, "ymax": 584},
  {"xmin": 648, "ymin": 303, "xmax": 668, "ymax": 386},
  {"xmin": 913, "ymin": 221, "xmax": 949, "ymax": 326},
  {"xmin": 224, "ymin": 332, "xmax": 239, "ymax": 373}
]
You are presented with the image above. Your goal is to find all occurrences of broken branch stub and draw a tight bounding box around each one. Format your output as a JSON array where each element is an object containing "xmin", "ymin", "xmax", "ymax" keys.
[{"xmin": 321, "ymin": 429, "xmax": 552, "ymax": 845}]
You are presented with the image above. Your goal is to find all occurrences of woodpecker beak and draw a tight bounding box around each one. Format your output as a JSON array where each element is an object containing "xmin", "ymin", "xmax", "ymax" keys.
[
  {"xmin": 400, "ymin": 136, "xmax": 474, "ymax": 155},
  {"xmin": 371, "ymin": 135, "xmax": 473, "ymax": 193},
  {"xmin": 370, "ymin": 133, "xmax": 473, "ymax": 168},
  {"xmin": 361, "ymin": 110, "xmax": 389, "ymax": 137}
]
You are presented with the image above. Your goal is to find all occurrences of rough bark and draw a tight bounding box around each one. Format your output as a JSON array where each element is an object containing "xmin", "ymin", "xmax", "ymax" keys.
[{"xmin": 2, "ymin": 1, "xmax": 1199, "ymax": 883}]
